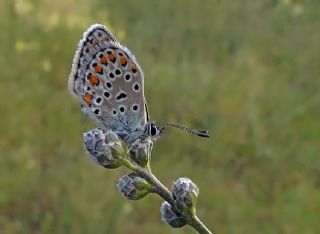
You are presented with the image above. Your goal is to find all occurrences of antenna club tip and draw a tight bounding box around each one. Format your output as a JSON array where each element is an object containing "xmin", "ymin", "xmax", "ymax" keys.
[{"xmin": 197, "ymin": 133, "xmax": 210, "ymax": 138}]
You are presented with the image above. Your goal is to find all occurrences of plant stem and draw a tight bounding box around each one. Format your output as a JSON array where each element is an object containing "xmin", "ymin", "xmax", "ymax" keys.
[
  {"xmin": 119, "ymin": 157, "xmax": 173, "ymax": 204},
  {"xmin": 121, "ymin": 156, "xmax": 213, "ymax": 234},
  {"xmin": 188, "ymin": 215, "xmax": 213, "ymax": 234}
]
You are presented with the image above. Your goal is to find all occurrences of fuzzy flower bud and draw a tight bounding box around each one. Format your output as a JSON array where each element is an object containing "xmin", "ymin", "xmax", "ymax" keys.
[
  {"xmin": 160, "ymin": 201, "xmax": 186, "ymax": 228},
  {"xmin": 129, "ymin": 141, "xmax": 151, "ymax": 167},
  {"xmin": 83, "ymin": 128, "xmax": 121, "ymax": 169},
  {"xmin": 117, "ymin": 173, "xmax": 153, "ymax": 200},
  {"xmin": 104, "ymin": 130, "xmax": 124, "ymax": 154},
  {"xmin": 172, "ymin": 177, "xmax": 199, "ymax": 215}
]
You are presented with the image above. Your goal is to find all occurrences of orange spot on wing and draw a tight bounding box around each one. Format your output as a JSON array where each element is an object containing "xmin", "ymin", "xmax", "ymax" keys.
[
  {"xmin": 100, "ymin": 56, "xmax": 107, "ymax": 65},
  {"xmin": 89, "ymin": 75, "xmax": 100, "ymax": 85},
  {"xmin": 120, "ymin": 57, "xmax": 128, "ymax": 66},
  {"xmin": 94, "ymin": 65, "xmax": 103, "ymax": 74},
  {"xmin": 108, "ymin": 53, "xmax": 116, "ymax": 62},
  {"xmin": 83, "ymin": 93, "xmax": 93, "ymax": 106}
]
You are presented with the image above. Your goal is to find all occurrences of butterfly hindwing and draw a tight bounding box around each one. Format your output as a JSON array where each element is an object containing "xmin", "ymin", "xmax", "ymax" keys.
[{"xmin": 69, "ymin": 24, "xmax": 147, "ymax": 134}]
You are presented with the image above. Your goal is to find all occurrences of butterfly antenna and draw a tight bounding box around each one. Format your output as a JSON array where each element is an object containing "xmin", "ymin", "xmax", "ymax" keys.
[{"xmin": 165, "ymin": 122, "xmax": 210, "ymax": 138}]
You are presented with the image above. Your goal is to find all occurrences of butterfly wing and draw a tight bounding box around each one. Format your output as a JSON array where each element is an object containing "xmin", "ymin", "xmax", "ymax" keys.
[{"xmin": 68, "ymin": 24, "xmax": 148, "ymax": 134}]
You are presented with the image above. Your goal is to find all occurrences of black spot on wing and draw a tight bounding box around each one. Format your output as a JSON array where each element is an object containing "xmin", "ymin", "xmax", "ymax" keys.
[{"xmin": 116, "ymin": 92, "xmax": 128, "ymax": 101}]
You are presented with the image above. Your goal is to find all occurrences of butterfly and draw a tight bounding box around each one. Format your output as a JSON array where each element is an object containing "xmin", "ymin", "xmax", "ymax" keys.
[{"xmin": 68, "ymin": 24, "xmax": 209, "ymax": 150}]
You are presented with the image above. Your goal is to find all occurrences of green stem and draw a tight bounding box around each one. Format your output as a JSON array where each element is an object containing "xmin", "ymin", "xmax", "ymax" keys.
[{"xmin": 119, "ymin": 157, "xmax": 136, "ymax": 171}]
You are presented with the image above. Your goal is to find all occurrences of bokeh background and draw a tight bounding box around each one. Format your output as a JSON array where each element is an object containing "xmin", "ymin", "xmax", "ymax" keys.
[{"xmin": 1, "ymin": 0, "xmax": 319, "ymax": 233}]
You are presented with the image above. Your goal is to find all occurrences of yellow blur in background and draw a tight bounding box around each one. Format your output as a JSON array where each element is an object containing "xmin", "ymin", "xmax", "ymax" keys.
[{"xmin": 0, "ymin": 0, "xmax": 319, "ymax": 233}]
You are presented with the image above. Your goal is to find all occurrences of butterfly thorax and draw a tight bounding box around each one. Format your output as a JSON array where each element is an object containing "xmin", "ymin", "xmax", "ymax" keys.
[
  {"xmin": 117, "ymin": 122, "xmax": 163, "ymax": 146},
  {"xmin": 117, "ymin": 127, "xmax": 146, "ymax": 146}
]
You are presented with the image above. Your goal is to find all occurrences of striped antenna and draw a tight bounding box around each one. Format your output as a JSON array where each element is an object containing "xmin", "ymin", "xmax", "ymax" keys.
[{"xmin": 165, "ymin": 122, "xmax": 210, "ymax": 138}]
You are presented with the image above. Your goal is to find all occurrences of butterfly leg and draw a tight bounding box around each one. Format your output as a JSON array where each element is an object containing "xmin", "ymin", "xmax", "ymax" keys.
[
  {"xmin": 147, "ymin": 141, "xmax": 153, "ymax": 164},
  {"xmin": 124, "ymin": 139, "xmax": 142, "ymax": 156}
]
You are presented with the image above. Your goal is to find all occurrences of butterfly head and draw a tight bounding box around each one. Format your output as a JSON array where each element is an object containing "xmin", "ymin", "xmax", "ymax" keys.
[{"xmin": 145, "ymin": 122, "xmax": 165, "ymax": 141}]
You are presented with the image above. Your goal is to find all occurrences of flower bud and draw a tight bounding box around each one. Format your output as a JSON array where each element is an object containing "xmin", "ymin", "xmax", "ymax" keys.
[
  {"xmin": 117, "ymin": 173, "xmax": 153, "ymax": 200},
  {"xmin": 129, "ymin": 142, "xmax": 151, "ymax": 167},
  {"xmin": 172, "ymin": 178, "xmax": 199, "ymax": 215},
  {"xmin": 83, "ymin": 128, "xmax": 121, "ymax": 169},
  {"xmin": 160, "ymin": 202, "xmax": 186, "ymax": 228}
]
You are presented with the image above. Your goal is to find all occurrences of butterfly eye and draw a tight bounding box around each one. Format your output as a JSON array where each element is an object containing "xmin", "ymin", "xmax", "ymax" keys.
[{"xmin": 150, "ymin": 123, "xmax": 157, "ymax": 136}]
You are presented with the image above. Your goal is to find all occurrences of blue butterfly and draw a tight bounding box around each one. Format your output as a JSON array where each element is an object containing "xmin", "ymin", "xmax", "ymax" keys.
[{"xmin": 69, "ymin": 24, "xmax": 209, "ymax": 148}]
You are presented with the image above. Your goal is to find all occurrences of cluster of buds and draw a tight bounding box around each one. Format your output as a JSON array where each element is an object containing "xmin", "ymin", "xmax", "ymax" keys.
[
  {"xmin": 82, "ymin": 128, "xmax": 208, "ymax": 233},
  {"xmin": 83, "ymin": 128, "xmax": 154, "ymax": 199},
  {"xmin": 161, "ymin": 178, "xmax": 200, "ymax": 228}
]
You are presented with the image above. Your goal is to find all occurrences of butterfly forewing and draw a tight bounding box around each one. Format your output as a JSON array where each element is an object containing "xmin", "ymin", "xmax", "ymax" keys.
[
  {"xmin": 69, "ymin": 24, "xmax": 148, "ymax": 135},
  {"xmin": 69, "ymin": 24, "xmax": 116, "ymax": 96}
]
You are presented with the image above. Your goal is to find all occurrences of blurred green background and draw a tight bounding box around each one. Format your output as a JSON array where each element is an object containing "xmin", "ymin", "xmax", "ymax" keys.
[{"xmin": 1, "ymin": 0, "xmax": 319, "ymax": 233}]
